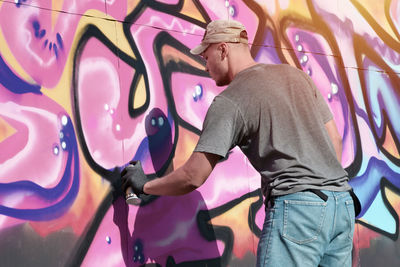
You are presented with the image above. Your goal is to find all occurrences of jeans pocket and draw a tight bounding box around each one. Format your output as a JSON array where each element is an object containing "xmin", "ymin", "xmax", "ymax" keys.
[
  {"xmin": 345, "ymin": 200, "xmax": 355, "ymax": 240},
  {"xmin": 282, "ymin": 200, "xmax": 327, "ymax": 244}
]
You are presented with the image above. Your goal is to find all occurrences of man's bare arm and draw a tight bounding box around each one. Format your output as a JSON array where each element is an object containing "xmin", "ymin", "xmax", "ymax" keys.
[
  {"xmin": 325, "ymin": 119, "xmax": 342, "ymax": 162},
  {"xmin": 143, "ymin": 152, "xmax": 221, "ymax": 196}
]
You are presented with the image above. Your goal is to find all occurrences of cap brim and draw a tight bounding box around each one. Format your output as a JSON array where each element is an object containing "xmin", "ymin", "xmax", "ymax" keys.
[{"xmin": 190, "ymin": 43, "xmax": 210, "ymax": 55}]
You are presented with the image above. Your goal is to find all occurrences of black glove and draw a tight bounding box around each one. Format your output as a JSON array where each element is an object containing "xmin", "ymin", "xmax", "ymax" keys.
[{"xmin": 121, "ymin": 161, "xmax": 148, "ymax": 196}]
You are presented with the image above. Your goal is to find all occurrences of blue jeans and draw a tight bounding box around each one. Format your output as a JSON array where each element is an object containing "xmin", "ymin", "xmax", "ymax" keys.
[{"xmin": 257, "ymin": 190, "xmax": 355, "ymax": 267}]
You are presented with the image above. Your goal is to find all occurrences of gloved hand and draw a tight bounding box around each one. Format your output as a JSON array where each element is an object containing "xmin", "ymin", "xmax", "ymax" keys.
[{"xmin": 121, "ymin": 161, "xmax": 148, "ymax": 196}]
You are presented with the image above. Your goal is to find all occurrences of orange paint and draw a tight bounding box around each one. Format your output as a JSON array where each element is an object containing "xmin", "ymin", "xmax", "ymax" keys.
[
  {"xmin": 173, "ymin": 126, "xmax": 198, "ymax": 169},
  {"xmin": 382, "ymin": 125, "xmax": 400, "ymax": 158},
  {"xmin": 30, "ymin": 150, "xmax": 110, "ymax": 237},
  {"xmin": 0, "ymin": 116, "xmax": 16, "ymax": 144},
  {"xmin": 162, "ymin": 44, "xmax": 204, "ymax": 70},
  {"xmin": 210, "ymin": 197, "xmax": 259, "ymax": 258}
]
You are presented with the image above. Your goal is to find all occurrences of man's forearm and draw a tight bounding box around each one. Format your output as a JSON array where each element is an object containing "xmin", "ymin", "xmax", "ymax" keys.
[
  {"xmin": 142, "ymin": 152, "xmax": 219, "ymax": 196},
  {"xmin": 143, "ymin": 166, "xmax": 198, "ymax": 196},
  {"xmin": 333, "ymin": 140, "xmax": 342, "ymax": 162},
  {"xmin": 325, "ymin": 119, "xmax": 343, "ymax": 162}
]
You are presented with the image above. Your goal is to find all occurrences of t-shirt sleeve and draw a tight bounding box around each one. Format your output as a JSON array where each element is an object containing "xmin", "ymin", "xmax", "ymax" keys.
[
  {"xmin": 315, "ymin": 87, "xmax": 333, "ymax": 123},
  {"xmin": 194, "ymin": 95, "xmax": 246, "ymax": 158}
]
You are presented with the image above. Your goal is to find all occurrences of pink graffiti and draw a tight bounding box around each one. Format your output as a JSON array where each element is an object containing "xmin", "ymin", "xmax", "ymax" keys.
[
  {"xmin": 0, "ymin": 84, "xmax": 68, "ymax": 227},
  {"xmin": 0, "ymin": 1, "xmax": 106, "ymax": 88},
  {"xmin": 285, "ymin": 28, "xmax": 356, "ymax": 168},
  {"xmin": 76, "ymin": 37, "xmax": 148, "ymax": 169}
]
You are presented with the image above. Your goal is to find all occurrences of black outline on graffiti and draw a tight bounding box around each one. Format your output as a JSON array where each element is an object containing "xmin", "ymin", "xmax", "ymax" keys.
[
  {"xmin": 357, "ymin": 178, "xmax": 399, "ymax": 240},
  {"xmin": 305, "ymin": 0, "xmax": 364, "ymax": 177},
  {"xmin": 65, "ymin": 0, "xmax": 252, "ymax": 266},
  {"xmin": 64, "ymin": 0, "xmax": 399, "ymax": 265},
  {"xmin": 354, "ymin": 34, "xmax": 400, "ymax": 166}
]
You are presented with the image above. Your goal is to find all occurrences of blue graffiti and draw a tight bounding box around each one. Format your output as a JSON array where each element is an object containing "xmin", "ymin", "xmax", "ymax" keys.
[
  {"xmin": 0, "ymin": 115, "xmax": 80, "ymax": 221},
  {"xmin": 15, "ymin": 0, "xmax": 28, "ymax": 8},
  {"xmin": 349, "ymin": 157, "xmax": 400, "ymax": 218},
  {"xmin": 0, "ymin": 55, "xmax": 41, "ymax": 94},
  {"xmin": 31, "ymin": 19, "xmax": 63, "ymax": 58}
]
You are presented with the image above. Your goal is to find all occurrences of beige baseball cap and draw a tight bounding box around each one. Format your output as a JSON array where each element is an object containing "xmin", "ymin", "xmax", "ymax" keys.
[{"xmin": 190, "ymin": 19, "xmax": 248, "ymax": 55}]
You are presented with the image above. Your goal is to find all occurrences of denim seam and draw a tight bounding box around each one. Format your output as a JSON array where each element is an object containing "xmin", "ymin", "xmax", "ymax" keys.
[
  {"xmin": 263, "ymin": 208, "xmax": 275, "ymax": 266},
  {"xmin": 345, "ymin": 200, "xmax": 355, "ymax": 241},
  {"xmin": 332, "ymin": 195, "xmax": 337, "ymax": 238}
]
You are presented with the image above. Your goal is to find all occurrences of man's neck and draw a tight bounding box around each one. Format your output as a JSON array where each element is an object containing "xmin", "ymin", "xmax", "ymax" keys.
[{"xmin": 229, "ymin": 59, "xmax": 258, "ymax": 81}]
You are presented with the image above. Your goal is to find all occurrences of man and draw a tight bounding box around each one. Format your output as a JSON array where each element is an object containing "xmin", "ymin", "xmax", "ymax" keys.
[{"xmin": 122, "ymin": 19, "xmax": 358, "ymax": 266}]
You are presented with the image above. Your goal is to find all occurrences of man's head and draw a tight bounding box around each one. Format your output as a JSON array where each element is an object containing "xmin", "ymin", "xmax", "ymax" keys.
[
  {"xmin": 190, "ymin": 20, "xmax": 248, "ymax": 55},
  {"xmin": 190, "ymin": 20, "xmax": 253, "ymax": 86}
]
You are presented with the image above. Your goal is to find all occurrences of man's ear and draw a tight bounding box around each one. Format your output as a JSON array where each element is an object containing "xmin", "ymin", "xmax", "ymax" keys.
[{"xmin": 218, "ymin": 43, "xmax": 228, "ymax": 60}]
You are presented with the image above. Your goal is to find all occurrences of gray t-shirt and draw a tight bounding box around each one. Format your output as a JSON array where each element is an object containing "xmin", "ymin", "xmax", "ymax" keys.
[{"xmin": 194, "ymin": 64, "xmax": 350, "ymax": 200}]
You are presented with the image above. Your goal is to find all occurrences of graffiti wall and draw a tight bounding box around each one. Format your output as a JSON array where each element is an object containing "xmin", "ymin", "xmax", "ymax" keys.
[{"xmin": 1, "ymin": 0, "xmax": 400, "ymax": 266}]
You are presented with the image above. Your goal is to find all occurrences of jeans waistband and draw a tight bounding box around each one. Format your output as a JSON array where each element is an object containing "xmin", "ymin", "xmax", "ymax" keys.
[{"xmin": 266, "ymin": 189, "xmax": 328, "ymax": 209}]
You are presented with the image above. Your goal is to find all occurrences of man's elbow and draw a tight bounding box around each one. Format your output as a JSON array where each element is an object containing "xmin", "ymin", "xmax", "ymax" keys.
[
  {"xmin": 190, "ymin": 176, "xmax": 206, "ymax": 189},
  {"xmin": 334, "ymin": 134, "xmax": 343, "ymax": 148},
  {"xmin": 325, "ymin": 120, "xmax": 342, "ymax": 150},
  {"xmin": 332, "ymin": 134, "xmax": 343, "ymax": 161},
  {"xmin": 181, "ymin": 165, "xmax": 207, "ymax": 191}
]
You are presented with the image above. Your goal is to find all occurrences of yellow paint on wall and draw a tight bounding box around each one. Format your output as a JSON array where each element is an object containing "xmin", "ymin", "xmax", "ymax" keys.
[
  {"xmin": 133, "ymin": 74, "xmax": 147, "ymax": 110},
  {"xmin": 0, "ymin": 117, "xmax": 16, "ymax": 144},
  {"xmin": 42, "ymin": 9, "xmax": 137, "ymax": 117},
  {"xmin": 127, "ymin": 0, "xmax": 141, "ymax": 15},
  {"xmin": 351, "ymin": 0, "xmax": 398, "ymax": 41},
  {"xmin": 279, "ymin": 0, "xmax": 312, "ymax": 20},
  {"xmin": 385, "ymin": 186, "xmax": 400, "ymax": 204},
  {"xmin": 82, "ymin": 10, "xmax": 137, "ymax": 61},
  {"xmin": 383, "ymin": 185, "xmax": 400, "ymax": 222},
  {"xmin": 51, "ymin": 0, "xmax": 64, "ymax": 30},
  {"xmin": 210, "ymin": 196, "xmax": 259, "ymax": 258},
  {"xmin": 0, "ymin": 28, "xmax": 36, "ymax": 84},
  {"xmin": 162, "ymin": 44, "xmax": 204, "ymax": 70},
  {"xmin": 173, "ymin": 126, "xmax": 199, "ymax": 169},
  {"xmin": 260, "ymin": 0, "xmax": 313, "ymax": 62},
  {"xmin": 180, "ymin": 0, "xmax": 207, "ymax": 23},
  {"xmin": 382, "ymin": 125, "xmax": 400, "ymax": 159}
]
